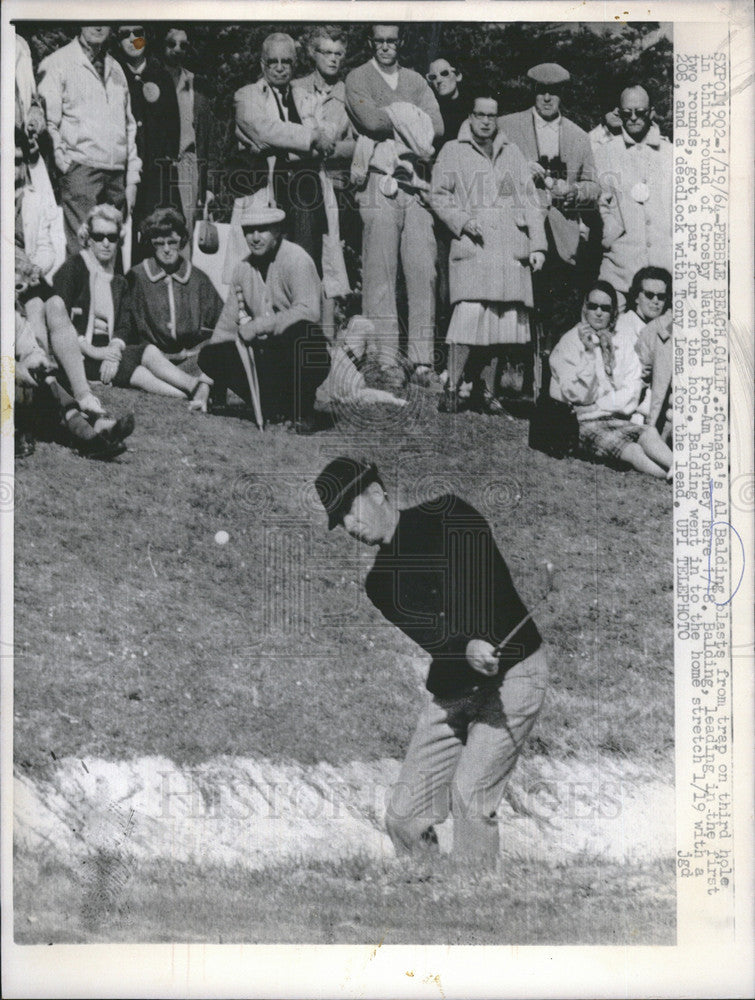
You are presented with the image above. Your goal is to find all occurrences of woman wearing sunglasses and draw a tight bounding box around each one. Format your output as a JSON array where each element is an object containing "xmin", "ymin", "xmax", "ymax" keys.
[
  {"xmin": 126, "ymin": 207, "xmax": 222, "ymax": 364},
  {"xmin": 616, "ymin": 266, "xmax": 671, "ymax": 344},
  {"xmin": 52, "ymin": 203, "xmax": 208, "ymax": 400},
  {"xmin": 113, "ymin": 24, "xmax": 181, "ymax": 264},
  {"xmin": 621, "ymin": 267, "xmax": 674, "ymax": 478},
  {"xmin": 549, "ymin": 280, "xmax": 669, "ymax": 477}
]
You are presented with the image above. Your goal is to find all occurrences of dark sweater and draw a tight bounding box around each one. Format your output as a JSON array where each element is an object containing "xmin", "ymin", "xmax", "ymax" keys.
[
  {"xmin": 365, "ymin": 496, "xmax": 541, "ymax": 698},
  {"xmin": 435, "ymin": 90, "xmax": 471, "ymax": 151},
  {"xmin": 52, "ymin": 254, "xmax": 130, "ymax": 343},
  {"xmin": 119, "ymin": 56, "xmax": 180, "ymax": 167},
  {"xmin": 126, "ymin": 258, "xmax": 223, "ymax": 352}
]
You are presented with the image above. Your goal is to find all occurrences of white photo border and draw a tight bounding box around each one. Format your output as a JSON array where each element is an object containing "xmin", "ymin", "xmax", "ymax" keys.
[{"xmin": 1, "ymin": 2, "xmax": 752, "ymax": 997}]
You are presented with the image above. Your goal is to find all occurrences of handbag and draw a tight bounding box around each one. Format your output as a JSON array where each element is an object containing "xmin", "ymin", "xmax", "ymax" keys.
[
  {"xmin": 197, "ymin": 192, "xmax": 219, "ymax": 255},
  {"xmin": 528, "ymin": 391, "xmax": 579, "ymax": 459}
]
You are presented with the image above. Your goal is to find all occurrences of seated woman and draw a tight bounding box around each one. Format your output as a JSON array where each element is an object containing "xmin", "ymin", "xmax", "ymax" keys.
[
  {"xmin": 635, "ymin": 311, "xmax": 673, "ymax": 480},
  {"xmin": 52, "ymin": 204, "xmax": 210, "ymax": 403},
  {"xmin": 615, "ymin": 265, "xmax": 673, "ymax": 478},
  {"xmin": 616, "ymin": 266, "xmax": 672, "ymax": 346},
  {"xmin": 549, "ymin": 280, "xmax": 668, "ymax": 478},
  {"xmin": 126, "ymin": 207, "xmax": 223, "ymax": 365}
]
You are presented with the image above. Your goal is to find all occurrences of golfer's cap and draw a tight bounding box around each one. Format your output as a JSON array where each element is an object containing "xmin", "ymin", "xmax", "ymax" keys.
[
  {"xmin": 528, "ymin": 63, "xmax": 570, "ymax": 86},
  {"xmin": 315, "ymin": 457, "xmax": 381, "ymax": 530}
]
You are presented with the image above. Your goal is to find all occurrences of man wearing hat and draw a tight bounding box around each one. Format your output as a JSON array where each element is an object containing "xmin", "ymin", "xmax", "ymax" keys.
[
  {"xmin": 194, "ymin": 191, "xmax": 329, "ymax": 429},
  {"xmin": 499, "ymin": 63, "xmax": 600, "ymax": 387},
  {"xmin": 593, "ymin": 84, "xmax": 672, "ymax": 309},
  {"xmin": 315, "ymin": 457, "xmax": 549, "ymax": 868}
]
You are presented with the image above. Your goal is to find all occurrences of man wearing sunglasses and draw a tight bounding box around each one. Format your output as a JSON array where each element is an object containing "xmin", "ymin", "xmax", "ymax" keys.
[
  {"xmin": 38, "ymin": 25, "xmax": 142, "ymax": 257},
  {"xmin": 345, "ymin": 24, "xmax": 443, "ymax": 389},
  {"xmin": 593, "ymin": 84, "xmax": 672, "ymax": 309},
  {"xmin": 163, "ymin": 27, "xmax": 215, "ymax": 235},
  {"xmin": 114, "ymin": 25, "xmax": 181, "ymax": 264}
]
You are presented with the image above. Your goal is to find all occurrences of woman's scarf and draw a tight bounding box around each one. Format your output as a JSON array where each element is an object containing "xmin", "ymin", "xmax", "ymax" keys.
[
  {"xmin": 80, "ymin": 247, "xmax": 115, "ymax": 345},
  {"xmin": 598, "ymin": 329, "xmax": 616, "ymax": 381}
]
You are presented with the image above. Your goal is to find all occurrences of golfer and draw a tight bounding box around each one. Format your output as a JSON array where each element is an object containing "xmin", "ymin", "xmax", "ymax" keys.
[{"xmin": 315, "ymin": 457, "xmax": 549, "ymax": 868}]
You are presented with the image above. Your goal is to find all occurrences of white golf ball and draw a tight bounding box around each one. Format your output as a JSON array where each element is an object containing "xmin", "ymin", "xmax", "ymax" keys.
[{"xmin": 214, "ymin": 530, "xmax": 230, "ymax": 546}]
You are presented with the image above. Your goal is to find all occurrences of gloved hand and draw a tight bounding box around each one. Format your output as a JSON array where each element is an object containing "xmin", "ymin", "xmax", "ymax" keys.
[{"xmin": 466, "ymin": 639, "xmax": 500, "ymax": 675}]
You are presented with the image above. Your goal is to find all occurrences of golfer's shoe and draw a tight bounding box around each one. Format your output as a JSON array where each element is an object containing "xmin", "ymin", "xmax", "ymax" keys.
[{"xmin": 420, "ymin": 825, "xmax": 439, "ymax": 848}]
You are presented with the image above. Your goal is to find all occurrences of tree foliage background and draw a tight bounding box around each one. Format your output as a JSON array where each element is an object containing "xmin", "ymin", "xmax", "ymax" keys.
[{"xmin": 19, "ymin": 19, "xmax": 673, "ymax": 186}]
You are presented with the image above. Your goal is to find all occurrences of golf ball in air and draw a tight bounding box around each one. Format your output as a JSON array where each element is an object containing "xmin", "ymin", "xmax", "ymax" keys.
[{"xmin": 215, "ymin": 530, "xmax": 229, "ymax": 546}]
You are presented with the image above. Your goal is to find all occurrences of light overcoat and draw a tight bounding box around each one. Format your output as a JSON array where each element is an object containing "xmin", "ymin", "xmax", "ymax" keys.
[
  {"xmin": 593, "ymin": 125, "xmax": 673, "ymax": 293},
  {"xmin": 429, "ymin": 121, "xmax": 547, "ymax": 307}
]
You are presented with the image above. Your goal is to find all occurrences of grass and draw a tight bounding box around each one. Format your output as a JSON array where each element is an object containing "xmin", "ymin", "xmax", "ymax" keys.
[
  {"xmin": 14, "ymin": 850, "xmax": 675, "ymax": 946},
  {"xmin": 13, "ymin": 384, "xmax": 675, "ymax": 944},
  {"xmin": 14, "ymin": 383, "xmax": 673, "ymax": 774}
]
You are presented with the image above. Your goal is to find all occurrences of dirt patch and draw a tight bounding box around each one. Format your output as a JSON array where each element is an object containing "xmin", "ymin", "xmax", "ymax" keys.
[{"xmin": 15, "ymin": 753, "xmax": 673, "ymax": 871}]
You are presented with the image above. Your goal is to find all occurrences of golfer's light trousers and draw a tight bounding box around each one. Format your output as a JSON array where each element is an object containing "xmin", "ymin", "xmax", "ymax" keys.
[{"xmin": 385, "ymin": 646, "xmax": 549, "ymax": 866}]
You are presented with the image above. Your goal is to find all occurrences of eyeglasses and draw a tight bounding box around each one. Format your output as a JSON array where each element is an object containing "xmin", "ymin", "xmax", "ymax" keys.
[
  {"xmin": 640, "ymin": 289, "xmax": 667, "ymax": 301},
  {"xmin": 166, "ymin": 40, "xmax": 188, "ymax": 50},
  {"xmin": 619, "ymin": 107, "xmax": 650, "ymax": 120},
  {"xmin": 316, "ymin": 48, "xmax": 344, "ymax": 58},
  {"xmin": 118, "ymin": 27, "xmax": 144, "ymax": 40},
  {"xmin": 152, "ymin": 236, "xmax": 181, "ymax": 248},
  {"xmin": 90, "ymin": 231, "xmax": 119, "ymax": 243},
  {"xmin": 264, "ymin": 57, "xmax": 294, "ymax": 67},
  {"xmin": 471, "ymin": 112, "xmax": 497, "ymax": 120},
  {"xmin": 373, "ymin": 38, "xmax": 399, "ymax": 48},
  {"xmin": 426, "ymin": 68, "xmax": 452, "ymax": 82},
  {"xmin": 586, "ymin": 301, "xmax": 612, "ymax": 312}
]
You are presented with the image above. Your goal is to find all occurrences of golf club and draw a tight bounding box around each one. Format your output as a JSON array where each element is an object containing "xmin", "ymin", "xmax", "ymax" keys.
[
  {"xmin": 492, "ymin": 560, "xmax": 555, "ymax": 657},
  {"xmin": 235, "ymin": 284, "xmax": 264, "ymax": 430}
]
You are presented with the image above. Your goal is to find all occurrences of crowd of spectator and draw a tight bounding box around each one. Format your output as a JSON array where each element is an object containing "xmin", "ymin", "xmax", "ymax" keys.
[{"xmin": 14, "ymin": 22, "xmax": 673, "ymax": 478}]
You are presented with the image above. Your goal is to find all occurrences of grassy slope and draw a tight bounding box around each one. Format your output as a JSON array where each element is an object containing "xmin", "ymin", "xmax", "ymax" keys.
[{"xmin": 14, "ymin": 386, "xmax": 674, "ymax": 776}]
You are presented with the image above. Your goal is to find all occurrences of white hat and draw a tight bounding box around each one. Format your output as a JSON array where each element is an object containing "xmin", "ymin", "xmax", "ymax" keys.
[{"xmin": 237, "ymin": 188, "xmax": 285, "ymax": 226}]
